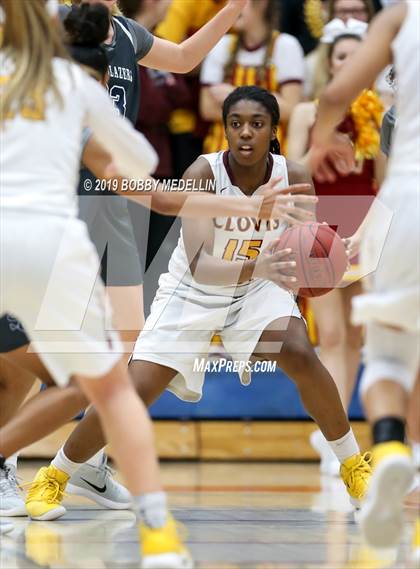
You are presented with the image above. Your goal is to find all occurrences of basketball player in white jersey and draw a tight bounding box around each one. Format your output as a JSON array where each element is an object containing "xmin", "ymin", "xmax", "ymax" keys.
[
  {"xmin": 0, "ymin": 0, "xmax": 316, "ymax": 532},
  {"xmin": 0, "ymin": 0, "xmax": 196, "ymax": 564},
  {"xmin": 47, "ymin": 87, "xmax": 372, "ymax": 513},
  {"xmin": 310, "ymin": 1, "xmax": 420, "ymax": 548},
  {"xmin": 1, "ymin": 1, "xmax": 311, "ymax": 565}
]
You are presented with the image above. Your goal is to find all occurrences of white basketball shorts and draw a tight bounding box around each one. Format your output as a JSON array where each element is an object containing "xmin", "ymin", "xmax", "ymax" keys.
[{"xmin": 0, "ymin": 212, "xmax": 122, "ymax": 386}]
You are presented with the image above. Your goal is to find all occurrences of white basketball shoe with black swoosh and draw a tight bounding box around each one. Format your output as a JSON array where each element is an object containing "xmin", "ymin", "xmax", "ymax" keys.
[{"xmin": 67, "ymin": 455, "xmax": 131, "ymax": 510}]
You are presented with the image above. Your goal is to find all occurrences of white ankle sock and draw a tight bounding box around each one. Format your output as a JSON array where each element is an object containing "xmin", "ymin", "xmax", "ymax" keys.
[
  {"xmin": 132, "ymin": 492, "xmax": 167, "ymax": 528},
  {"xmin": 5, "ymin": 453, "xmax": 19, "ymax": 469},
  {"xmin": 86, "ymin": 449, "xmax": 105, "ymax": 468},
  {"xmin": 327, "ymin": 429, "xmax": 360, "ymax": 463},
  {"xmin": 51, "ymin": 447, "xmax": 84, "ymax": 477}
]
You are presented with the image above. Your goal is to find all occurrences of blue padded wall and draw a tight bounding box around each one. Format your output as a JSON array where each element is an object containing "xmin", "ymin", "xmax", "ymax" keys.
[{"xmin": 150, "ymin": 367, "xmax": 365, "ymax": 420}]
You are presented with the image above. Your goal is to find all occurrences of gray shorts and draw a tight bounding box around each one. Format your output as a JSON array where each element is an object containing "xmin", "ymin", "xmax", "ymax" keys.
[{"xmin": 78, "ymin": 194, "xmax": 148, "ymax": 287}]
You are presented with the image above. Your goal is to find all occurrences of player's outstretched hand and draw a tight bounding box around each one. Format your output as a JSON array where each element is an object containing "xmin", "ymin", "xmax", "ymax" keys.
[
  {"xmin": 258, "ymin": 177, "xmax": 318, "ymax": 223},
  {"xmin": 253, "ymin": 243, "xmax": 297, "ymax": 290},
  {"xmin": 309, "ymin": 132, "xmax": 355, "ymax": 183}
]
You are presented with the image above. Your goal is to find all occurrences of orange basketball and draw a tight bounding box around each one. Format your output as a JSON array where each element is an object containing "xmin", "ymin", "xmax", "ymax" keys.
[{"xmin": 275, "ymin": 222, "xmax": 348, "ymax": 298}]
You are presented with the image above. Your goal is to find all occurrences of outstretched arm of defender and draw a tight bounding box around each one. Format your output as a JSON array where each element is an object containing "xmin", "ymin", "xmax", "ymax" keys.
[
  {"xmin": 84, "ymin": 149, "xmax": 317, "ymax": 221},
  {"xmin": 139, "ymin": 0, "xmax": 246, "ymax": 74}
]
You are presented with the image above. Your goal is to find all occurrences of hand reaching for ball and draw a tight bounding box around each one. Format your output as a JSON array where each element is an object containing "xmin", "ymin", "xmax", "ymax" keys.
[{"xmin": 309, "ymin": 132, "xmax": 356, "ymax": 183}]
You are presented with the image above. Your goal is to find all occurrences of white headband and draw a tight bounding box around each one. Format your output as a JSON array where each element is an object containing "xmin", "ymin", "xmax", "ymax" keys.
[
  {"xmin": 46, "ymin": 0, "xmax": 59, "ymax": 17},
  {"xmin": 321, "ymin": 18, "xmax": 368, "ymax": 44}
]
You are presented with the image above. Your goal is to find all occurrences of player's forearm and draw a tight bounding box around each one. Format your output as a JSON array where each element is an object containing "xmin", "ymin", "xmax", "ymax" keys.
[
  {"xmin": 311, "ymin": 92, "xmax": 348, "ymax": 145},
  {"xmin": 116, "ymin": 183, "xmax": 265, "ymax": 219},
  {"xmin": 191, "ymin": 253, "xmax": 255, "ymax": 286},
  {"xmin": 176, "ymin": 3, "xmax": 244, "ymax": 73},
  {"xmin": 170, "ymin": 193, "xmax": 264, "ymax": 219}
]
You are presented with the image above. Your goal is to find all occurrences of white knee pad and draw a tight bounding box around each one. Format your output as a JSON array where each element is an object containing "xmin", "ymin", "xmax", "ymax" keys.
[{"xmin": 360, "ymin": 323, "xmax": 419, "ymax": 394}]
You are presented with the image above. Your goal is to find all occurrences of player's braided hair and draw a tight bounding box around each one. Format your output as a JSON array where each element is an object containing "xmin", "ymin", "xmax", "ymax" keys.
[
  {"xmin": 64, "ymin": 2, "xmax": 109, "ymax": 79},
  {"xmin": 222, "ymin": 86, "xmax": 281, "ymax": 155}
]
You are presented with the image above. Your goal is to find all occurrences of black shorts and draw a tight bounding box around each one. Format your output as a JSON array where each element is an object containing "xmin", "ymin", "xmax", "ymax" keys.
[
  {"xmin": 78, "ymin": 194, "xmax": 148, "ymax": 287},
  {"xmin": 0, "ymin": 314, "xmax": 29, "ymax": 353}
]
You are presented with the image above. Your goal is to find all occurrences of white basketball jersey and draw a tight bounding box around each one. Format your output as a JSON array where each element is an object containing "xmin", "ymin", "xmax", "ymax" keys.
[
  {"xmin": 388, "ymin": 0, "xmax": 420, "ymax": 177},
  {"xmin": 166, "ymin": 151, "xmax": 290, "ymax": 296},
  {"xmin": 0, "ymin": 55, "xmax": 156, "ymax": 217}
]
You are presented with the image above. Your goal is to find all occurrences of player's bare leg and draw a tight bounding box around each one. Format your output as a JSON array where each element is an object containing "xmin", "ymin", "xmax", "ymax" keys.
[
  {"xmin": 0, "ymin": 356, "xmax": 37, "ymax": 516},
  {"xmin": 355, "ymin": 320, "xmax": 419, "ymax": 547},
  {"xmin": 256, "ymin": 317, "xmax": 350, "ymax": 439},
  {"xmin": 363, "ymin": 380, "xmax": 408, "ymax": 424},
  {"xmin": 63, "ymin": 362, "xmax": 176, "ymax": 463},
  {"xmin": 342, "ymin": 281, "xmax": 364, "ymax": 402},
  {"xmin": 0, "ymin": 357, "xmax": 36, "ymax": 426},
  {"xmin": 0, "ymin": 382, "xmax": 88, "ymax": 459},
  {"xmin": 18, "ymin": 357, "xmax": 192, "ymax": 565},
  {"xmin": 310, "ymin": 290, "xmax": 347, "ymax": 405},
  {"xmin": 255, "ymin": 316, "xmax": 371, "ymax": 506},
  {"xmin": 310, "ymin": 282, "xmax": 363, "ymax": 474},
  {"xmin": 106, "ymin": 285, "xmax": 144, "ymax": 357},
  {"xmin": 74, "ymin": 359, "xmax": 161, "ymax": 495}
]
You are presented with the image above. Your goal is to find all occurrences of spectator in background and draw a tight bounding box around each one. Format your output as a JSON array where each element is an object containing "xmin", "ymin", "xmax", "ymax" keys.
[
  {"xmin": 305, "ymin": 0, "xmax": 375, "ymax": 98},
  {"xmin": 155, "ymin": 0, "xmax": 227, "ymax": 178},
  {"xmin": 279, "ymin": 0, "xmax": 328, "ymax": 55},
  {"xmin": 200, "ymin": 0, "xmax": 304, "ymax": 154},
  {"xmin": 278, "ymin": 0, "xmax": 381, "ymax": 57},
  {"xmin": 288, "ymin": 23, "xmax": 385, "ymax": 475},
  {"xmin": 118, "ymin": 0, "xmax": 192, "ymax": 281}
]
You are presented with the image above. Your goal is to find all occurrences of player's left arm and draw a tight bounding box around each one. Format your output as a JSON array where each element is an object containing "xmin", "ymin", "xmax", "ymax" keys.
[
  {"xmin": 312, "ymin": 4, "xmax": 405, "ymax": 146},
  {"xmin": 139, "ymin": 0, "xmax": 246, "ymax": 73}
]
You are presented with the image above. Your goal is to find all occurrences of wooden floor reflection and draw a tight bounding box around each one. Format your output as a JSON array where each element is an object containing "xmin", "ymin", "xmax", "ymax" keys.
[{"xmin": 1, "ymin": 461, "xmax": 417, "ymax": 568}]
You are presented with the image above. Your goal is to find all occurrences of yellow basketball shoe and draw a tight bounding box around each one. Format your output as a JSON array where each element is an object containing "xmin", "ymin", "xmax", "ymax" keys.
[
  {"xmin": 25, "ymin": 466, "xmax": 69, "ymax": 521},
  {"xmin": 340, "ymin": 452, "xmax": 372, "ymax": 508},
  {"xmin": 360, "ymin": 442, "xmax": 414, "ymax": 548},
  {"xmin": 140, "ymin": 515, "xmax": 194, "ymax": 568}
]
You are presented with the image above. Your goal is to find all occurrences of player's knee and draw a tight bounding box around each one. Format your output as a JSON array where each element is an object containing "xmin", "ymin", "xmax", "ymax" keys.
[
  {"xmin": 279, "ymin": 341, "xmax": 315, "ymax": 378},
  {"xmin": 317, "ymin": 324, "xmax": 344, "ymax": 350},
  {"xmin": 360, "ymin": 358, "xmax": 417, "ymax": 395},
  {"xmin": 67, "ymin": 383, "xmax": 90, "ymax": 409},
  {"xmin": 345, "ymin": 322, "xmax": 363, "ymax": 351},
  {"xmin": 362, "ymin": 323, "xmax": 419, "ymax": 395}
]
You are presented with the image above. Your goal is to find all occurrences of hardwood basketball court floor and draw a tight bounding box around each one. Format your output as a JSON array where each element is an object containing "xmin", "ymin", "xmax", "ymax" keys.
[{"xmin": 1, "ymin": 461, "xmax": 418, "ymax": 568}]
